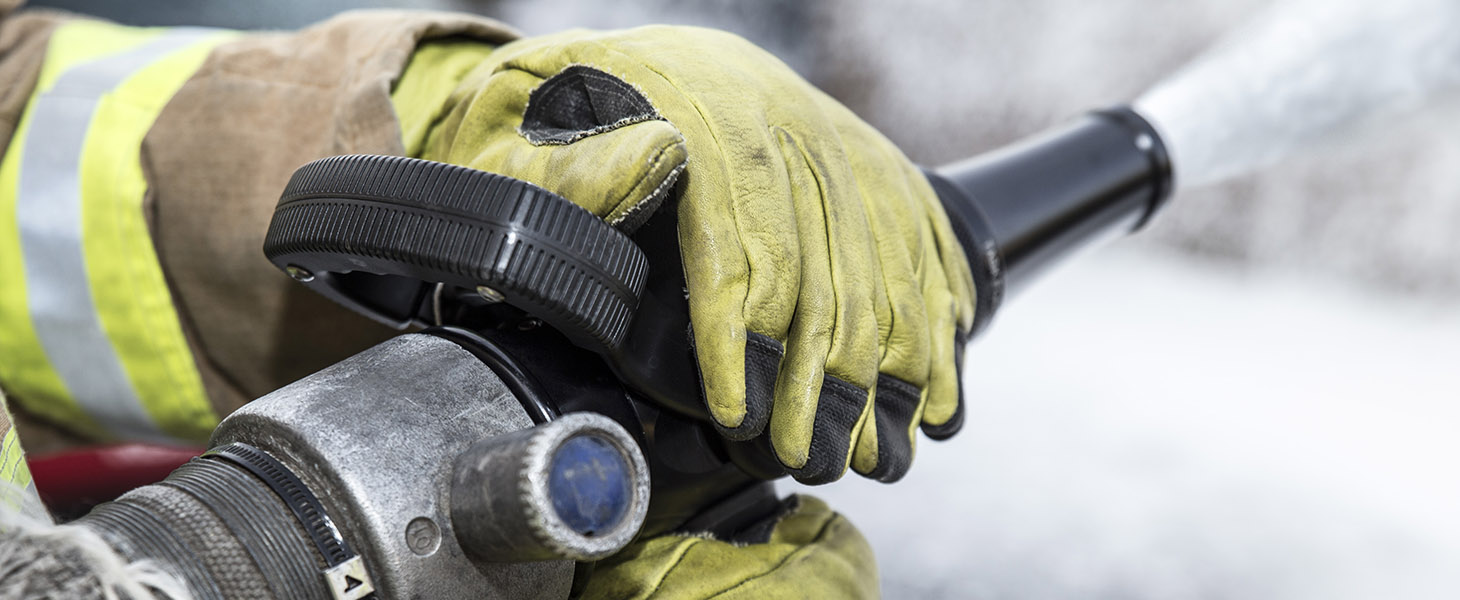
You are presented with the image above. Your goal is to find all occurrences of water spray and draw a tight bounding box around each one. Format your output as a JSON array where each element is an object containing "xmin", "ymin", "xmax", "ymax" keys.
[
  {"xmin": 1137, "ymin": 0, "xmax": 1460, "ymax": 189},
  {"xmin": 936, "ymin": 0, "xmax": 1460, "ymax": 320}
]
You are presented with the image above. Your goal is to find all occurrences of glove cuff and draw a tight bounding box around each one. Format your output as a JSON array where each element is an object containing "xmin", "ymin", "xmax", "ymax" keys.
[{"xmin": 392, "ymin": 39, "xmax": 499, "ymax": 158}]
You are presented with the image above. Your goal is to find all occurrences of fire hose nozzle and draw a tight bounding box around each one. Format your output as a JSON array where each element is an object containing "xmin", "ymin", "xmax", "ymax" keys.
[{"xmin": 927, "ymin": 105, "xmax": 1174, "ymax": 336}]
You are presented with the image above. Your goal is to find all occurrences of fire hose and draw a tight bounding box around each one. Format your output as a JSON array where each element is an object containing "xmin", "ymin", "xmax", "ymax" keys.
[{"xmin": 53, "ymin": 105, "xmax": 1171, "ymax": 599}]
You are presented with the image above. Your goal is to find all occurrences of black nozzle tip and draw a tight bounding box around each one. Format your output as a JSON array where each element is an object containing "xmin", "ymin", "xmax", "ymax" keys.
[{"xmin": 1093, "ymin": 106, "xmax": 1174, "ymax": 229}]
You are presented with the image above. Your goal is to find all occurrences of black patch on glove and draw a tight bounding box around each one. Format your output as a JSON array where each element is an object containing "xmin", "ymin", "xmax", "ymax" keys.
[
  {"xmin": 863, "ymin": 374, "xmax": 921, "ymax": 483},
  {"xmin": 787, "ymin": 375, "xmax": 867, "ymax": 485},
  {"xmin": 520, "ymin": 65, "xmax": 661, "ymax": 145},
  {"xmin": 921, "ymin": 338, "xmax": 967, "ymax": 440},
  {"xmin": 726, "ymin": 494, "xmax": 800, "ymax": 545},
  {"xmin": 714, "ymin": 331, "xmax": 783, "ymax": 441}
]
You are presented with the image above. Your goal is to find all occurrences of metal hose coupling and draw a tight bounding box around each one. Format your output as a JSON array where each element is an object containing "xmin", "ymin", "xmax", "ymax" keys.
[
  {"xmin": 73, "ymin": 334, "xmax": 652, "ymax": 600},
  {"xmin": 926, "ymin": 105, "xmax": 1175, "ymax": 336}
]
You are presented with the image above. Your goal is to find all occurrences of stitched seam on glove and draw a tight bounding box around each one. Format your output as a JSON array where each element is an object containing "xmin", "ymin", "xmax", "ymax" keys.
[
  {"xmin": 516, "ymin": 63, "xmax": 664, "ymax": 146},
  {"xmin": 643, "ymin": 537, "xmax": 710, "ymax": 600},
  {"xmin": 744, "ymin": 332, "xmax": 784, "ymax": 356},
  {"xmin": 714, "ymin": 331, "xmax": 781, "ymax": 439},
  {"xmin": 862, "ymin": 374, "xmax": 920, "ymax": 482},
  {"xmin": 783, "ymin": 375, "xmax": 866, "ymax": 482},
  {"xmin": 700, "ymin": 512, "xmax": 839, "ymax": 599},
  {"xmin": 609, "ymin": 146, "xmax": 685, "ymax": 231}
]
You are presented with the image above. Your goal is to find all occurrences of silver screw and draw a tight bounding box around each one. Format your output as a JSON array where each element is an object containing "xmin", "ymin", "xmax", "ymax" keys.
[
  {"xmin": 405, "ymin": 517, "xmax": 441, "ymax": 556},
  {"xmin": 476, "ymin": 285, "xmax": 505, "ymax": 303},
  {"xmin": 286, "ymin": 265, "xmax": 315, "ymax": 282}
]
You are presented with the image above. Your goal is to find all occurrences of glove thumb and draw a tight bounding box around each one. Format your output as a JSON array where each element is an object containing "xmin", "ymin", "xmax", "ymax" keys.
[{"xmin": 423, "ymin": 64, "xmax": 688, "ymax": 232}]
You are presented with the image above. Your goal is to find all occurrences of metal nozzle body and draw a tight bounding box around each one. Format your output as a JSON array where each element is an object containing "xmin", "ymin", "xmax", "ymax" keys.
[{"xmin": 929, "ymin": 106, "xmax": 1174, "ymax": 336}]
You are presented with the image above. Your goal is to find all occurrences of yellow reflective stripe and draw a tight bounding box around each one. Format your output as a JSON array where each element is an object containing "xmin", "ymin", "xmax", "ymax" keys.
[
  {"xmin": 0, "ymin": 23, "xmax": 159, "ymax": 440},
  {"xmin": 80, "ymin": 28, "xmax": 234, "ymax": 442},
  {"xmin": 0, "ymin": 21, "xmax": 232, "ymax": 443}
]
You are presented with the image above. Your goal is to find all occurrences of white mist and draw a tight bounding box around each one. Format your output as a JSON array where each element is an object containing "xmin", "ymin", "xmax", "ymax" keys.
[{"xmin": 1136, "ymin": 0, "xmax": 1460, "ymax": 189}]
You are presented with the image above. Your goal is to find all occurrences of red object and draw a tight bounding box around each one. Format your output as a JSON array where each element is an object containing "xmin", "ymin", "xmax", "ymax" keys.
[{"xmin": 29, "ymin": 443, "xmax": 203, "ymax": 517}]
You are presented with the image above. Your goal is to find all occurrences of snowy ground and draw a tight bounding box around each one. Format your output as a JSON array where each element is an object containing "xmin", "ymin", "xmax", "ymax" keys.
[{"xmin": 799, "ymin": 245, "xmax": 1460, "ymax": 599}]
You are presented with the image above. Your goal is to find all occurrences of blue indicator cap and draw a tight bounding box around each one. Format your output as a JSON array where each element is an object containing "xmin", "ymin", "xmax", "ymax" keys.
[{"xmin": 548, "ymin": 435, "xmax": 632, "ymax": 536}]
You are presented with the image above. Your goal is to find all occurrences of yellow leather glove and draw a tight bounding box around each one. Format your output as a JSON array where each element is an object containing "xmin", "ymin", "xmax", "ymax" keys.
[
  {"xmin": 408, "ymin": 26, "xmax": 976, "ymax": 484},
  {"xmin": 580, "ymin": 495, "xmax": 876, "ymax": 600}
]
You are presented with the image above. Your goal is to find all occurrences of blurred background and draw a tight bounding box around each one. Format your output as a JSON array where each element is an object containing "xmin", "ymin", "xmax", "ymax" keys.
[{"xmin": 29, "ymin": 0, "xmax": 1460, "ymax": 597}]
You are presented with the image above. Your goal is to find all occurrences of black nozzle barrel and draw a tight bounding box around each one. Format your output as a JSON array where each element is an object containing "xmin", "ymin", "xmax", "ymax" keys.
[{"xmin": 927, "ymin": 106, "xmax": 1173, "ymax": 337}]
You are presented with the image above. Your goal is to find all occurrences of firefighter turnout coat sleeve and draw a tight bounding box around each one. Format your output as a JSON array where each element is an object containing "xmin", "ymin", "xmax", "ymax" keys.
[{"xmin": 0, "ymin": 3, "xmax": 518, "ymax": 448}]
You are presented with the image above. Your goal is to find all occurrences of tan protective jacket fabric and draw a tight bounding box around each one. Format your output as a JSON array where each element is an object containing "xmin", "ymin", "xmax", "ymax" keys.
[
  {"xmin": 0, "ymin": 5, "xmax": 517, "ymax": 449},
  {"xmin": 0, "ymin": 2, "xmax": 55, "ymax": 168},
  {"xmin": 141, "ymin": 11, "xmax": 518, "ymax": 418}
]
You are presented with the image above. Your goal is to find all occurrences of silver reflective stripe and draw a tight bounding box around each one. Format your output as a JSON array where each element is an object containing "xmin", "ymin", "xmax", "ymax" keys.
[{"xmin": 15, "ymin": 28, "xmax": 217, "ymax": 443}]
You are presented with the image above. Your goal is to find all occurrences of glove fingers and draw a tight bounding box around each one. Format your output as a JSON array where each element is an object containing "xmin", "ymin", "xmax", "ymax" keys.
[
  {"xmin": 852, "ymin": 375, "xmax": 923, "ymax": 482},
  {"xmin": 918, "ymin": 218, "xmax": 966, "ymax": 440},
  {"xmin": 765, "ymin": 127, "xmax": 836, "ymax": 473},
  {"xmin": 842, "ymin": 126, "xmax": 934, "ymax": 481},
  {"xmin": 860, "ymin": 138, "xmax": 933, "ymax": 385},
  {"xmin": 770, "ymin": 128, "xmax": 879, "ymax": 485},
  {"xmin": 724, "ymin": 121, "xmax": 806, "ymax": 442},
  {"xmin": 686, "ymin": 122, "xmax": 804, "ymax": 441},
  {"xmin": 788, "ymin": 376, "xmax": 873, "ymax": 485},
  {"xmin": 901, "ymin": 159, "xmax": 977, "ymax": 333}
]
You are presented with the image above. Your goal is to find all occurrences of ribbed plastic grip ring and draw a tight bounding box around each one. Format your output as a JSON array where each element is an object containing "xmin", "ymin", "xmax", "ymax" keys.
[{"xmin": 264, "ymin": 154, "xmax": 649, "ymax": 351}]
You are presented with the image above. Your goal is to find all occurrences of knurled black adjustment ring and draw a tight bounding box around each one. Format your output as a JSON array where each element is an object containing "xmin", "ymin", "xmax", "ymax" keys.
[
  {"xmin": 202, "ymin": 443, "xmax": 355, "ymax": 568},
  {"xmin": 264, "ymin": 154, "xmax": 649, "ymax": 353}
]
